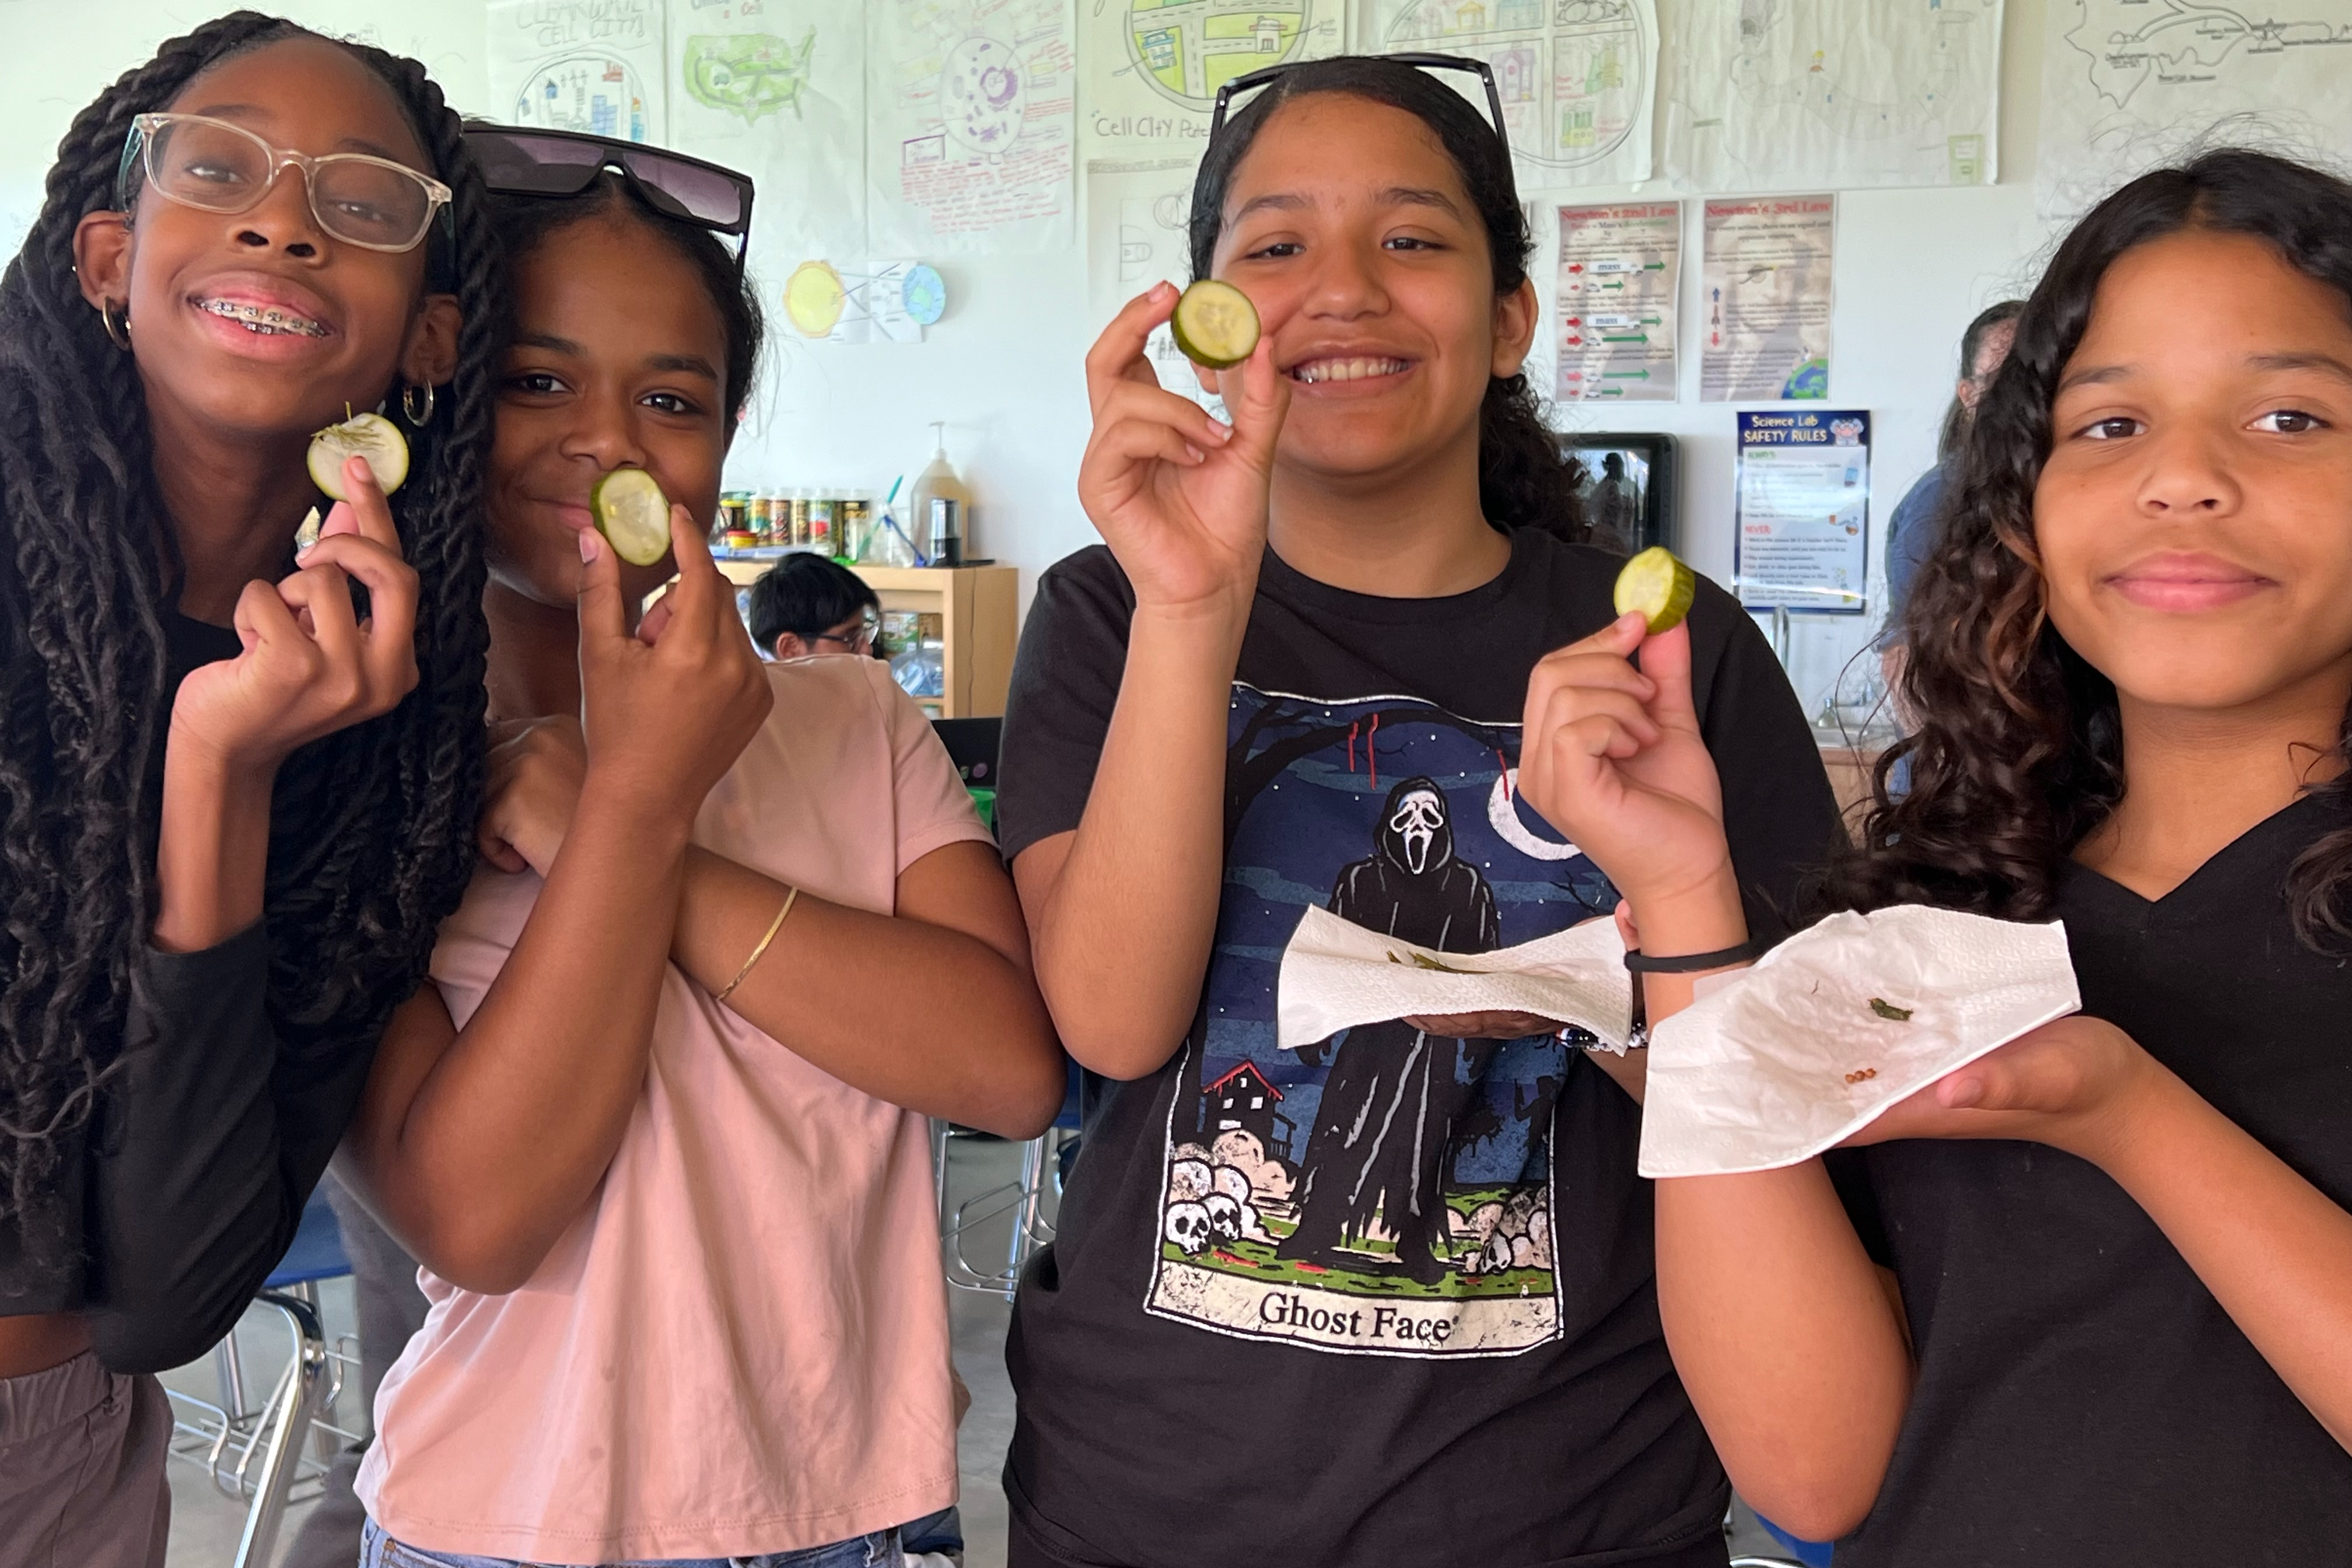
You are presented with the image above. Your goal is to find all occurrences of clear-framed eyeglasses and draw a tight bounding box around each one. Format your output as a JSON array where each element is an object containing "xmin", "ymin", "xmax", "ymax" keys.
[
  {"xmin": 810, "ymin": 610, "xmax": 882, "ymax": 656},
  {"xmin": 117, "ymin": 112, "xmax": 453, "ymax": 254}
]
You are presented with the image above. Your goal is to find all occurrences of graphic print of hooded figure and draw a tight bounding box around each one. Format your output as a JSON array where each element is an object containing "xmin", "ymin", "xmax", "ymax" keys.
[{"xmin": 1278, "ymin": 776, "xmax": 1502, "ymax": 1283}]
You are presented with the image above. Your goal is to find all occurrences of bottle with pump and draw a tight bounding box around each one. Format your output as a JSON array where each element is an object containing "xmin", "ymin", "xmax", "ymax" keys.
[{"xmin": 908, "ymin": 422, "xmax": 972, "ymax": 567}]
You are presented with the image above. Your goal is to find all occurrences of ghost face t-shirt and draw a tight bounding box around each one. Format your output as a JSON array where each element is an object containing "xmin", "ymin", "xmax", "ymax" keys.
[{"xmin": 994, "ymin": 530, "xmax": 1843, "ymax": 1568}]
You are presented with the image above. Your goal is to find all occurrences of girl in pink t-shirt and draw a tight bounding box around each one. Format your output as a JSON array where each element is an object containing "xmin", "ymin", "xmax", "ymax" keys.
[{"xmin": 335, "ymin": 149, "xmax": 1065, "ymax": 1568}]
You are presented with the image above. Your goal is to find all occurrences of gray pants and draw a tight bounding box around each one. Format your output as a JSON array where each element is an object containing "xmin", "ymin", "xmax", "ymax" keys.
[
  {"xmin": 0, "ymin": 1348, "xmax": 170, "ymax": 1568},
  {"xmin": 280, "ymin": 1173, "xmax": 430, "ymax": 1568}
]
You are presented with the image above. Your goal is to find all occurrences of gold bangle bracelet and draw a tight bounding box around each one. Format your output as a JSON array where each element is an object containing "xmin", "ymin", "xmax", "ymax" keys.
[{"xmin": 715, "ymin": 884, "xmax": 797, "ymax": 1005}]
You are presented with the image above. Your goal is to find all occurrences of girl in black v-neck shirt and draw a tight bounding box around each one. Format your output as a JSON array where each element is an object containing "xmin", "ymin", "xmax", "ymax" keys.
[{"xmin": 1515, "ymin": 150, "xmax": 2352, "ymax": 1565}]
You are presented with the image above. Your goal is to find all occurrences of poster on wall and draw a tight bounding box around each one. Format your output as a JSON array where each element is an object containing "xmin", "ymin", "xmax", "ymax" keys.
[
  {"xmin": 1086, "ymin": 158, "xmax": 1220, "ymax": 410},
  {"xmin": 1555, "ymin": 200, "xmax": 1679, "ymax": 403},
  {"xmin": 1662, "ymin": 0, "xmax": 2001, "ymax": 192},
  {"xmin": 1354, "ymin": 0, "xmax": 1656, "ymax": 190},
  {"xmin": 2036, "ymin": 0, "xmax": 2352, "ymax": 220},
  {"xmin": 664, "ymin": 0, "xmax": 866, "ymax": 277},
  {"xmin": 1079, "ymin": 0, "xmax": 1345, "ymax": 160},
  {"xmin": 866, "ymin": 0, "xmax": 1077, "ymax": 256},
  {"xmin": 1733, "ymin": 409, "xmax": 1870, "ymax": 614},
  {"xmin": 490, "ymin": 0, "xmax": 668, "ymax": 144},
  {"xmin": 1699, "ymin": 194, "xmax": 1832, "ymax": 403}
]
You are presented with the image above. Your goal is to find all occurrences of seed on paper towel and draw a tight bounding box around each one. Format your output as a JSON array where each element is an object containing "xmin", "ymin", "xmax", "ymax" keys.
[
  {"xmin": 1845, "ymin": 1068, "xmax": 1879, "ymax": 1084},
  {"xmin": 1869, "ymin": 998, "xmax": 1915, "ymax": 1021}
]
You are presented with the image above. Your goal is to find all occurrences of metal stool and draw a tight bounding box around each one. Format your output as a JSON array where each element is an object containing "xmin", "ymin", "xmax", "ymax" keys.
[
  {"xmin": 938, "ymin": 1061, "xmax": 1083, "ymax": 1300},
  {"xmin": 166, "ymin": 1189, "xmax": 363, "ymax": 1568}
]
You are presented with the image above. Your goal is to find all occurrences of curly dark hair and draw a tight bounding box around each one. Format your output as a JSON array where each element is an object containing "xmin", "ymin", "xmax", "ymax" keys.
[
  {"xmin": 1185, "ymin": 55, "xmax": 1591, "ymax": 545},
  {"xmin": 0, "ymin": 13, "xmax": 496, "ymax": 1251},
  {"xmin": 1837, "ymin": 149, "xmax": 2352, "ymax": 949}
]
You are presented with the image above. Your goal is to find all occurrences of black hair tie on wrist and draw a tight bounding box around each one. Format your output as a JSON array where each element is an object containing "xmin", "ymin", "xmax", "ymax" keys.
[{"xmin": 1623, "ymin": 940, "xmax": 1766, "ymax": 974}]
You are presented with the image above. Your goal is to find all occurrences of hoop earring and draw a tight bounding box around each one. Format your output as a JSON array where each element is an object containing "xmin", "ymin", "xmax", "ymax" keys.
[
  {"xmin": 99, "ymin": 299, "xmax": 131, "ymax": 351},
  {"xmin": 401, "ymin": 382, "xmax": 436, "ymax": 426}
]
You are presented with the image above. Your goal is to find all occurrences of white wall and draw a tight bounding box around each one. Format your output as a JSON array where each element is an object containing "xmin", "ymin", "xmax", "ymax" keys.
[
  {"xmin": 2, "ymin": 0, "xmax": 2066, "ymax": 718},
  {"xmin": 0, "ymin": 0, "xmax": 489, "ymax": 244}
]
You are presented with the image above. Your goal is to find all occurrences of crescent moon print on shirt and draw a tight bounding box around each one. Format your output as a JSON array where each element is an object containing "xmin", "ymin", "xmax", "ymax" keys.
[{"xmin": 1146, "ymin": 684, "xmax": 1620, "ymax": 1358}]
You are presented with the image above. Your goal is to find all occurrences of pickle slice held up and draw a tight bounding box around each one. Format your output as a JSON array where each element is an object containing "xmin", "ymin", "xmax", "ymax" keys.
[
  {"xmin": 306, "ymin": 410, "xmax": 410, "ymax": 502},
  {"xmin": 589, "ymin": 468, "xmax": 673, "ymax": 568},
  {"xmin": 1170, "ymin": 279, "xmax": 1260, "ymax": 370},
  {"xmin": 1612, "ymin": 546, "xmax": 1698, "ymax": 636}
]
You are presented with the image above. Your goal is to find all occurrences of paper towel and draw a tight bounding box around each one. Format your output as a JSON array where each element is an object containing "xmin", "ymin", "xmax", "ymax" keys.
[
  {"xmin": 1638, "ymin": 904, "xmax": 2080, "ymax": 1178},
  {"xmin": 1276, "ymin": 904, "xmax": 1633, "ymax": 1052}
]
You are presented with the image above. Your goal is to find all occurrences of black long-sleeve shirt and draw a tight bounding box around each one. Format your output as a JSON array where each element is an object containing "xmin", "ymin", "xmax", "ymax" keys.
[{"xmin": 1, "ymin": 612, "xmax": 382, "ymax": 1373}]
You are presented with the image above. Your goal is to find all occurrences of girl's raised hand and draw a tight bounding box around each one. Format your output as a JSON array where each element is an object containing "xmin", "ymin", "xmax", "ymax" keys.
[
  {"xmin": 1077, "ymin": 281, "xmax": 1290, "ymax": 616},
  {"xmin": 1517, "ymin": 614, "xmax": 1732, "ymax": 912},
  {"xmin": 168, "ymin": 454, "xmax": 421, "ymax": 777},
  {"xmin": 573, "ymin": 505, "xmax": 771, "ymax": 827}
]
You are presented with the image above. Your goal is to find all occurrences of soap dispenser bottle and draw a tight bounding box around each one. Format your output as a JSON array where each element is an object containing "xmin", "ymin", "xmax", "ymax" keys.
[{"xmin": 908, "ymin": 421, "xmax": 972, "ymax": 566}]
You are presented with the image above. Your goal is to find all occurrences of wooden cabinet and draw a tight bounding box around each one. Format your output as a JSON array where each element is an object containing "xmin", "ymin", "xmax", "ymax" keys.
[{"xmin": 715, "ymin": 558, "xmax": 1019, "ymax": 719}]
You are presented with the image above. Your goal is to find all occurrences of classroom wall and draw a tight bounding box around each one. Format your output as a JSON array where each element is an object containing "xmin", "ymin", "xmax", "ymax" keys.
[{"xmin": 1, "ymin": 0, "xmax": 2063, "ymax": 719}]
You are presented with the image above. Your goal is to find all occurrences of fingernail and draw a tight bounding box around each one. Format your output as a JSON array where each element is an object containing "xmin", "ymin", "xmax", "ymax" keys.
[
  {"xmin": 1945, "ymin": 1077, "xmax": 1984, "ymax": 1108},
  {"xmin": 578, "ymin": 530, "xmax": 598, "ymax": 563},
  {"xmin": 1206, "ymin": 421, "xmax": 1234, "ymax": 440}
]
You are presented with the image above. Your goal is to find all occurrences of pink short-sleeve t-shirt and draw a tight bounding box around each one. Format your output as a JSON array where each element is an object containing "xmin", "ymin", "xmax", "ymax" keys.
[{"xmin": 357, "ymin": 656, "xmax": 988, "ymax": 1563}]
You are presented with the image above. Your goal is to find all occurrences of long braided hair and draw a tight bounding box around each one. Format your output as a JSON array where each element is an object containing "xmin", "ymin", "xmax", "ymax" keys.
[{"xmin": 0, "ymin": 13, "xmax": 496, "ymax": 1260}]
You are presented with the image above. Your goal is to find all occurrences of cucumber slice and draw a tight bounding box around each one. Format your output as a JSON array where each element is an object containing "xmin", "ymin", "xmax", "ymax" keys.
[
  {"xmin": 1170, "ymin": 279, "xmax": 1260, "ymax": 370},
  {"xmin": 1612, "ymin": 546, "xmax": 1697, "ymax": 635},
  {"xmin": 306, "ymin": 411, "xmax": 409, "ymax": 501},
  {"xmin": 589, "ymin": 468, "xmax": 673, "ymax": 567}
]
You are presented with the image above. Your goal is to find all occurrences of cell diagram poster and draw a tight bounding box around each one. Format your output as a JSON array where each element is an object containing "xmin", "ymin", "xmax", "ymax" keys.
[
  {"xmin": 867, "ymin": 0, "xmax": 1079, "ymax": 256},
  {"xmin": 1080, "ymin": 0, "xmax": 1346, "ymax": 159},
  {"xmin": 491, "ymin": 0, "xmax": 668, "ymax": 143}
]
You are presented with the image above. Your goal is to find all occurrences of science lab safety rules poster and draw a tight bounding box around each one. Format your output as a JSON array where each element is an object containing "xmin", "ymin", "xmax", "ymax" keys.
[{"xmin": 1732, "ymin": 410, "xmax": 1870, "ymax": 613}]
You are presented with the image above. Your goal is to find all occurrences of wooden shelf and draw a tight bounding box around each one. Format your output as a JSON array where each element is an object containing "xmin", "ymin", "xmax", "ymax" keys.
[{"xmin": 714, "ymin": 559, "xmax": 1017, "ymax": 719}]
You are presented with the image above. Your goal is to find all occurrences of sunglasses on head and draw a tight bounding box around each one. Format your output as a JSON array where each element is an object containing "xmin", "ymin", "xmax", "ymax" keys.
[
  {"xmin": 462, "ymin": 125, "xmax": 755, "ymax": 273},
  {"xmin": 1209, "ymin": 51, "xmax": 1511, "ymax": 154}
]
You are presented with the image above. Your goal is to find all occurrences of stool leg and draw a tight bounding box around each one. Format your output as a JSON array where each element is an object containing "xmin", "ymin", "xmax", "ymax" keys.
[
  {"xmin": 232, "ymin": 1296, "xmax": 329, "ymax": 1568},
  {"xmin": 214, "ymin": 1334, "xmax": 248, "ymax": 1424},
  {"xmin": 1008, "ymin": 1135, "xmax": 1048, "ymax": 1302}
]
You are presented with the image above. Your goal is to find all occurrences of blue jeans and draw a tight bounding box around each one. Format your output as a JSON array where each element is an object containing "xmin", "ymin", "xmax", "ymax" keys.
[{"xmin": 362, "ymin": 1516, "xmax": 902, "ymax": 1568}]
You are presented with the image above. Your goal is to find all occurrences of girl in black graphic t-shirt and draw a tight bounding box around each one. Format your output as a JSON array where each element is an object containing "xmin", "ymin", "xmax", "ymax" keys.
[
  {"xmin": 1523, "ymin": 150, "xmax": 2352, "ymax": 1564},
  {"xmin": 994, "ymin": 57, "xmax": 1839, "ymax": 1568}
]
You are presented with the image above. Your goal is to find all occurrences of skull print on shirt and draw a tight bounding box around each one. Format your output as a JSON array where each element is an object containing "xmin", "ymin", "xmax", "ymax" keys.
[{"xmin": 1145, "ymin": 685, "xmax": 1620, "ymax": 1358}]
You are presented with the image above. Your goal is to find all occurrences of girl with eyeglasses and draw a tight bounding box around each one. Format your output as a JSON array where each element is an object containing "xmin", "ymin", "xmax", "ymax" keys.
[
  {"xmin": 336, "ymin": 156, "xmax": 1062, "ymax": 1568},
  {"xmin": 0, "ymin": 15, "xmax": 498, "ymax": 1565},
  {"xmin": 992, "ymin": 55, "xmax": 1839, "ymax": 1568}
]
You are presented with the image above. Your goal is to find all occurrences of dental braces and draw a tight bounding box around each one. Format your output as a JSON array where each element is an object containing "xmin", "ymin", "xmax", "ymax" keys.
[{"xmin": 198, "ymin": 298, "xmax": 328, "ymax": 338}]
